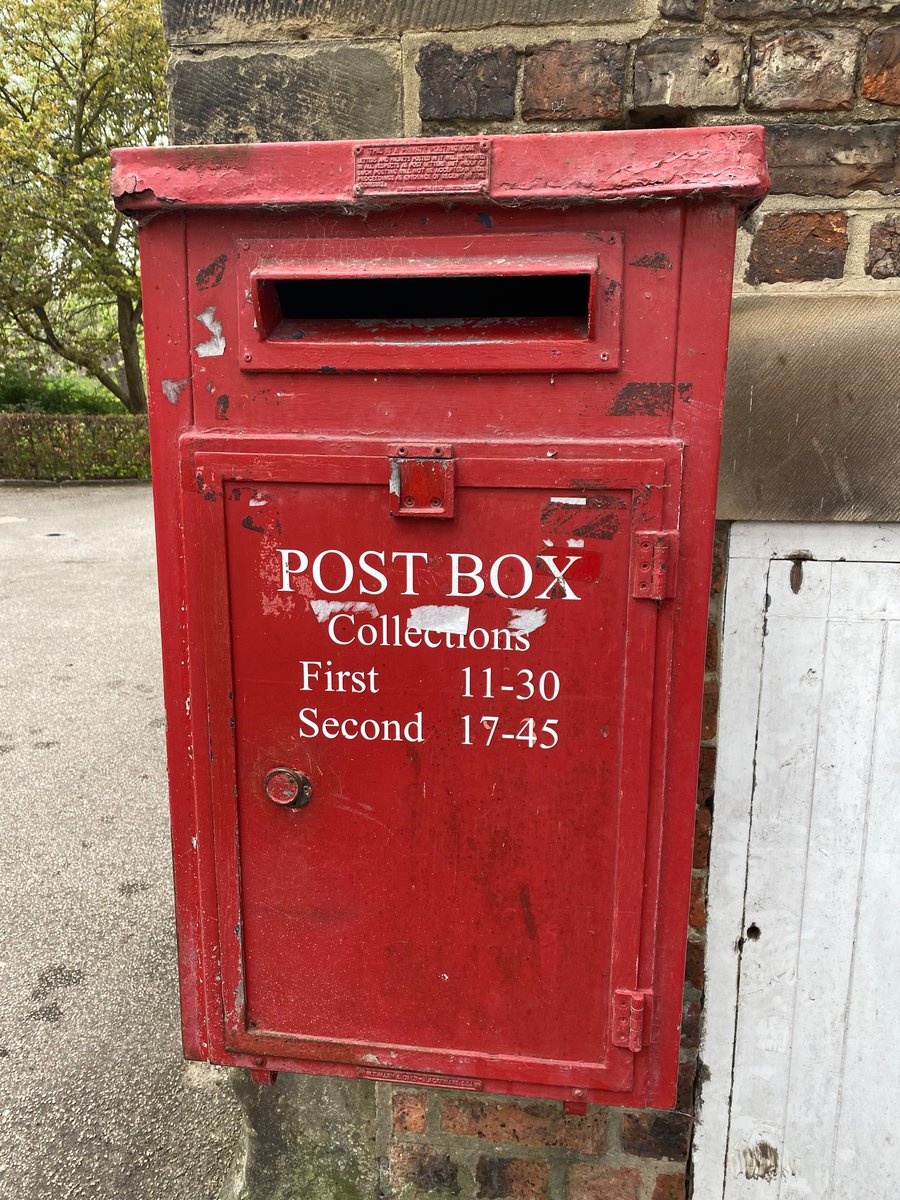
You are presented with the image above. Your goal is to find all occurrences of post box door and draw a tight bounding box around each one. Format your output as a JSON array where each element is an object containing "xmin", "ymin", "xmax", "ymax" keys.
[{"xmin": 184, "ymin": 438, "xmax": 681, "ymax": 1098}]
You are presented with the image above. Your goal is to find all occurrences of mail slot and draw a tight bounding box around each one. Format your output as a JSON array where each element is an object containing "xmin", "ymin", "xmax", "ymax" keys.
[{"xmin": 112, "ymin": 129, "xmax": 768, "ymax": 1109}]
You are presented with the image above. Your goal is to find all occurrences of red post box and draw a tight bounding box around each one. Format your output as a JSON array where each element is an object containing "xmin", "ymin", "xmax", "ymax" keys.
[{"xmin": 112, "ymin": 129, "xmax": 767, "ymax": 1109}]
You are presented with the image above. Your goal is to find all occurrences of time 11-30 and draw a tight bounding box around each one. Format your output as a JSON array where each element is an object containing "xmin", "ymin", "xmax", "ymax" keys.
[{"xmin": 461, "ymin": 666, "xmax": 560, "ymax": 701}]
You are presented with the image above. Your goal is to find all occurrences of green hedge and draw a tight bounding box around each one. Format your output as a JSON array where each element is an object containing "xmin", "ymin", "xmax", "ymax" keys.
[{"xmin": 0, "ymin": 413, "xmax": 150, "ymax": 481}]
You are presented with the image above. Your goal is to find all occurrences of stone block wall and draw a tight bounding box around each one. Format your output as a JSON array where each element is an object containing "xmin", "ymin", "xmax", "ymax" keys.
[{"xmin": 159, "ymin": 3, "xmax": 900, "ymax": 1198}]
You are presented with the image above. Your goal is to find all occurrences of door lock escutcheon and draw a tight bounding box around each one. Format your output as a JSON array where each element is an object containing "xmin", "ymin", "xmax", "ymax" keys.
[{"xmin": 264, "ymin": 768, "xmax": 312, "ymax": 808}]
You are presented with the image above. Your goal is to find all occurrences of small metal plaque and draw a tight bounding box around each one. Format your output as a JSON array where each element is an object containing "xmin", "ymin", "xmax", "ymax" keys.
[
  {"xmin": 359, "ymin": 1068, "xmax": 483, "ymax": 1090},
  {"xmin": 354, "ymin": 141, "xmax": 490, "ymax": 196}
]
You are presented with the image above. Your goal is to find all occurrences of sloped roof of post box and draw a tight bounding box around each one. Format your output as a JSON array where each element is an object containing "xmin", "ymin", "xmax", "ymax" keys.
[{"xmin": 110, "ymin": 128, "xmax": 767, "ymax": 215}]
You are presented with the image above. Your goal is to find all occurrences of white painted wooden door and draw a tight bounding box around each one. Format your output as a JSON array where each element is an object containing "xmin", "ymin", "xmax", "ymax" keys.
[{"xmin": 693, "ymin": 524, "xmax": 900, "ymax": 1200}]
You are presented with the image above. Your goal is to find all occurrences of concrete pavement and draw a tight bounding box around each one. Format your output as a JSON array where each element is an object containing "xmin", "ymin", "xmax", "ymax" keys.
[{"xmin": 0, "ymin": 484, "xmax": 241, "ymax": 1199}]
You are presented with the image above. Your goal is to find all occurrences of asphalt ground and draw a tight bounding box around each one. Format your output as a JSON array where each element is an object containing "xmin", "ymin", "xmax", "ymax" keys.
[{"xmin": 0, "ymin": 484, "xmax": 241, "ymax": 1199}]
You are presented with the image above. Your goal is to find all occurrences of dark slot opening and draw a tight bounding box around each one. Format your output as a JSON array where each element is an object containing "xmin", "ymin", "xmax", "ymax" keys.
[{"xmin": 264, "ymin": 272, "xmax": 592, "ymax": 338}]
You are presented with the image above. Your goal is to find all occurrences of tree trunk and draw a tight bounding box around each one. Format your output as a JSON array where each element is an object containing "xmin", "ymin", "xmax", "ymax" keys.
[{"xmin": 117, "ymin": 294, "xmax": 147, "ymax": 414}]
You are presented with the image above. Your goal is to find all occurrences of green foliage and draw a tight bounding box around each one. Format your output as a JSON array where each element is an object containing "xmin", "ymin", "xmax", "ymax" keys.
[
  {"xmin": 0, "ymin": 0, "xmax": 167, "ymax": 412},
  {"xmin": 0, "ymin": 413, "xmax": 150, "ymax": 479},
  {"xmin": 0, "ymin": 369, "xmax": 124, "ymax": 413}
]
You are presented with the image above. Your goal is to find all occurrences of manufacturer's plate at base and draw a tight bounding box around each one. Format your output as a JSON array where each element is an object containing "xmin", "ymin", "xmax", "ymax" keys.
[{"xmin": 359, "ymin": 1067, "xmax": 484, "ymax": 1090}]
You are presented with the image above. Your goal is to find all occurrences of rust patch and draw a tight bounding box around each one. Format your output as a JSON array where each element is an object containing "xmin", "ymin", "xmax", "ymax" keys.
[
  {"xmin": 629, "ymin": 251, "xmax": 672, "ymax": 270},
  {"xmin": 677, "ymin": 382, "xmax": 693, "ymax": 404},
  {"xmin": 216, "ymin": 393, "xmax": 230, "ymax": 419},
  {"xmin": 789, "ymin": 550, "xmax": 814, "ymax": 594},
  {"xmin": 739, "ymin": 1141, "xmax": 779, "ymax": 1182},
  {"xmin": 541, "ymin": 493, "xmax": 625, "ymax": 541},
  {"xmin": 195, "ymin": 254, "xmax": 227, "ymax": 291},
  {"xmin": 609, "ymin": 382, "xmax": 674, "ymax": 417},
  {"xmin": 241, "ymin": 515, "xmax": 264, "ymax": 534}
]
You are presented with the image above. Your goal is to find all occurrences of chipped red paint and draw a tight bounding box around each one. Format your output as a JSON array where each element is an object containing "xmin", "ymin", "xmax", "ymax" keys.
[
  {"xmin": 114, "ymin": 129, "xmax": 766, "ymax": 1109},
  {"xmin": 111, "ymin": 127, "xmax": 767, "ymax": 214}
]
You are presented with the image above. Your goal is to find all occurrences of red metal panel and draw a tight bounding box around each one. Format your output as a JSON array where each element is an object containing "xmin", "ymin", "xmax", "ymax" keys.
[
  {"xmin": 115, "ymin": 128, "xmax": 767, "ymax": 1108},
  {"xmin": 111, "ymin": 127, "xmax": 767, "ymax": 213},
  {"xmin": 183, "ymin": 439, "xmax": 680, "ymax": 1102}
]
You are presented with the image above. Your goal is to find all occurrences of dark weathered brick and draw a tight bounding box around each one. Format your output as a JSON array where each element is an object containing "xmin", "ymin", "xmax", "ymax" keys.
[
  {"xmin": 390, "ymin": 1146, "xmax": 462, "ymax": 1195},
  {"xmin": 167, "ymin": 46, "xmax": 401, "ymax": 143},
  {"xmin": 568, "ymin": 1163, "xmax": 641, "ymax": 1200},
  {"xmin": 863, "ymin": 27, "xmax": 900, "ymax": 105},
  {"xmin": 393, "ymin": 1090, "xmax": 428, "ymax": 1133},
  {"xmin": 161, "ymin": 0, "xmax": 641, "ymax": 44},
  {"xmin": 677, "ymin": 1057, "xmax": 698, "ymax": 1111},
  {"xmin": 659, "ymin": 0, "xmax": 706, "ymax": 18},
  {"xmin": 866, "ymin": 214, "xmax": 900, "ymax": 276},
  {"xmin": 701, "ymin": 680, "xmax": 719, "ymax": 742},
  {"xmin": 684, "ymin": 936, "xmax": 705, "ymax": 990},
  {"xmin": 681, "ymin": 988, "xmax": 701, "ymax": 1049},
  {"xmin": 747, "ymin": 29, "xmax": 860, "ymax": 111},
  {"xmin": 522, "ymin": 40, "xmax": 626, "ymax": 121},
  {"xmin": 705, "ymin": 618, "xmax": 719, "ymax": 674},
  {"xmin": 417, "ymin": 42, "xmax": 516, "ymax": 121},
  {"xmin": 476, "ymin": 1157, "xmax": 550, "ymax": 1200},
  {"xmin": 767, "ymin": 123, "xmax": 900, "ymax": 195},
  {"xmin": 633, "ymin": 37, "xmax": 743, "ymax": 110},
  {"xmin": 653, "ymin": 1173, "xmax": 686, "ymax": 1200},
  {"xmin": 621, "ymin": 1112, "xmax": 692, "ymax": 1161},
  {"xmin": 697, "ymin": 746, "xmax": 716, "ymax": 803},
  {"xmin": 690, "ymin": 873, "xmax": 707, "ymax": 931},
  {"xmin": 746, "ymin": 212, "xmax": 849, "ymax": 284},
  {"xmin": 693, "ymin": 803, "xmax": 712, "ymax": 870},
  {"xmin": 440, "ymin": 1097, "xmax": 604, "ymax": 1153}
]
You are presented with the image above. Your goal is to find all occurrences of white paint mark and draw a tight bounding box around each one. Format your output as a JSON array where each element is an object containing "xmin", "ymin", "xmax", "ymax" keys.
[
  {"xmin": 310, "ymin": 600, "xmax": 378, "ymax": 623},
  {"xmin": 408, "ymin": 605, "xmax": 469, "ymax": 634},
  {"xmin": 193, "ymin": 306, "xmax": 226, "ymax": 357},
  {"xmin": 389, "ymin": 462, "xmax": 401, "ymax": 496},
  {"xmin": 248, "ymin": 495, "xmax": 268, "ymax": 507},
  {"xmin": 567, "ymin": 538, "xmax": 585, "ymax": 548},
  {"xmin": 508, "ymin": 607, "xmax": 547, "ymax": 634},
  {"xmin": 543, "ymin": 539, "xmax": 554, "ymax": 547},
  {"xmin": 549, "ymin": 496, "xmax": 586, "ymax": 506},
  {"xmin": 161, "ymin": 377, "xmax": 188, "ymax": 405}
]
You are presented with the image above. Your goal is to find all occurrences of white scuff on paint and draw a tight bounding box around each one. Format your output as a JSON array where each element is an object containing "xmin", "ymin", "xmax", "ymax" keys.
[
  {"xmin": 389, "ymin": 462, "xmax": 401, "ymax": 497},
  {"xmin": 408, "ymin": 605, "xmax": 470, "ymax": 635},
  {"xmin": 567, "ymin": 538, "xmax": 585, "ymax": 548},
  {"xmin": 508, "ymin": 608, "xmax": 547, "ymax": 634},
  {"xmin": 310, "ymin": 600, "xmax": 379, "ymax": 623},
  {"xmin": 161, "ymin": 377, "xmax": 188, "ymax": 405},
  {"xmin": 248, "ymin": 495, "xmax": 268, "ymax": 507},
  {"xmin": 549, "ymin": 496, "xmax": 587, "ymax": 506},
  {"xmin": 193, "ymin": 307, "xmax": 226, "ymax": 357}
]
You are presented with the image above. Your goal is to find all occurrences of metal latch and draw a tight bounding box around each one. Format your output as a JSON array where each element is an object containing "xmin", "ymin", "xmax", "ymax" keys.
[
  {"xmin": 389, "ymin": 445, "xmax": 455, "ymax": 519},
  {"xmin": 611, "ymin": 988, "xmax": 652, "ymax": 1053},
  {"xmin": 631, "ymin": 531, "xmax": 677, "ymax": 600}
]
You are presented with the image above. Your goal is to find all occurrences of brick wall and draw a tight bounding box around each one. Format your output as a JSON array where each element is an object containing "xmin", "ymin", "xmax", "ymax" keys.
[{"xmin": 160, "ymin": 3, "xmax": 899, "ymax": 1196}]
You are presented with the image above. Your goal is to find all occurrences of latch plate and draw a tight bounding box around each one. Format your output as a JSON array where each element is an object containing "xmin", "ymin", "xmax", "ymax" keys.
[
  {"xmin": 389, "ymin": 444, "xmax": 455, "ymax": 519},
  {"xmin": 611, "ymin": 988, "xmax": 652, "ymax": 1053},
  {"xmin": 632, "ymin": 531, "xmax": 677, "ymax": 600}
]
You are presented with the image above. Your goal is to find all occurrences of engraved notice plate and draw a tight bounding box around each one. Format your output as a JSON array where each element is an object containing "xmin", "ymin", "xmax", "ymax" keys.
[{"xmin": 354, "ymin": 140, "xmax": 491, "ymax": 196}]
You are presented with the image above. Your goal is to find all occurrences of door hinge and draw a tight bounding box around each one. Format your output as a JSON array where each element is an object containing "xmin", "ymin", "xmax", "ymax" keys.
[
  {"xmin": 389, "ymin": 444, "xmax": 455, "ymax": 519},
  {"xmin": 611, "ymin": 988, "xmax": 652, "ymax": 1053},
  {"xmin": 632, "ymin": 531, "xmax": 677, "ymax": 600}
]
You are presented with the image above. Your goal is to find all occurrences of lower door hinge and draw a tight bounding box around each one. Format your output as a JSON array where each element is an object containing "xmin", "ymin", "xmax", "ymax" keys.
[
  {"xmin": 611, "ymin": 988, "xmax": 652, "ymax": 1053},
  {"xmin": 632, "ymin": 531, "xmax": 677, "ymax": 600}
]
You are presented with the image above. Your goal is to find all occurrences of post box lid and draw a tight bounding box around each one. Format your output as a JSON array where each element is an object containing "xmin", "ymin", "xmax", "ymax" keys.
[{"xmin": 111, "ymin": 127, "xmax": 767, "ymax": 216}]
